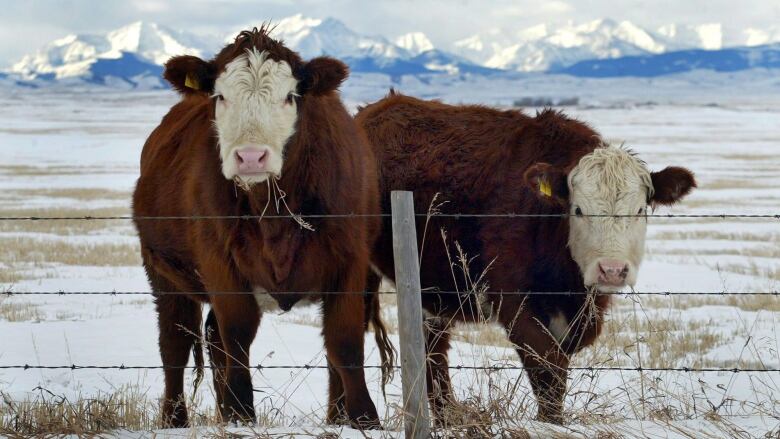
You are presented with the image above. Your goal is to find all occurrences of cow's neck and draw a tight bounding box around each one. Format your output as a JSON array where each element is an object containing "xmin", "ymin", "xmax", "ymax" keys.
[{"xmin": 533, "ymin": 216, "xmax": 586, "ymax": 293}]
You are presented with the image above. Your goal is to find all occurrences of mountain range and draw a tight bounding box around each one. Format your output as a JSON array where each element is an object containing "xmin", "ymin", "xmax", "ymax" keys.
[{"xmin": 6, "ymin": 15, "xmax": 780, "ymax": 88}]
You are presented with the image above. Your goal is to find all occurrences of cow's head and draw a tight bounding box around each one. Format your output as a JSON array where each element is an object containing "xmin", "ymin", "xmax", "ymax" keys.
[
  {"xmin": 525, "ymin": 146, "xmax": 696, "ymax": 292},
  {"xmin": 163, "ymin": 27, "xmax": 348, "ymax": 187}
]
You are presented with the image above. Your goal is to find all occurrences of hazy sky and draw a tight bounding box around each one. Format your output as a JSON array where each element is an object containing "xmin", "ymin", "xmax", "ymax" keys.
[{"xmin": 2, "ymin": 0, "xmax": 779, "ymax": 66}]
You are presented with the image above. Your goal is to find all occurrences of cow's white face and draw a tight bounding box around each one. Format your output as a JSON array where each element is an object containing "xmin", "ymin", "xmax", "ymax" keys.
[
  {"xmin": 525, "ymin": 145, "xmax": 696, "ymax": 292},
  {"xmin": 566, "ymin": 148, "xmax": 653, "ymax": 291},
  {"xmin": 164, "ymin": 31, "xmax": 348, "ymax": 187},
  {"xmin": 212, "ymin": 49, "xmax": 299, "ymax": 186}
]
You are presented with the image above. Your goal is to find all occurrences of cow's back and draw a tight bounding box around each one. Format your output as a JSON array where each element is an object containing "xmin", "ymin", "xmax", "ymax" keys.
[{"xmin": 357, "ymin": 94, "xmax": 531, "ymax": 216}]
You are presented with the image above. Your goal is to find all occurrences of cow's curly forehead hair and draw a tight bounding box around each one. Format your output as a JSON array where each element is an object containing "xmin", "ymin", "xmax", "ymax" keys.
[
  {"xmin": 213, "ymin": 25, "xmax": 304, "ymax": 75},
  {"xmin": 569, "ymin": 145, "xmax": 655, "ymax": 199}
]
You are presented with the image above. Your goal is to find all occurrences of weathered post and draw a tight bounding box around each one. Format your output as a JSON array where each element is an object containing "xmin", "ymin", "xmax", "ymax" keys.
[{"xmin": 390, "ymin": 190, "xmax": 431, "ymax": 438}]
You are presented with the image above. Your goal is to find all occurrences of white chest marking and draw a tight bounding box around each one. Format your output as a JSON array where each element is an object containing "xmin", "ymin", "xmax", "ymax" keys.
[
  {"xmin": 548, "ymin": 311, "xmax": 569, "ymax": 343},
  {"xmin": 253, "ymin": 287, "xmax": 280, "ymax": 312}
]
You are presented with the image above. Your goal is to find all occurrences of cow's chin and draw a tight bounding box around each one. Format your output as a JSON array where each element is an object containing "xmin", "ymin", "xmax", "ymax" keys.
[
  {"xmin": 581, "ymin": 261, "xmax": 637, "ymax": 293},
  {"xmin": 231, "ymin": 172, "xmax": 276, "ymax": 190}
]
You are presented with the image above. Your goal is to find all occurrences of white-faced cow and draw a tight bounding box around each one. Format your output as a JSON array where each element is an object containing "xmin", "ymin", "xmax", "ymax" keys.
[
  {"xmin": 356, "ymin": 92, "xmax": 696, "ymax": 424},
  {"xmin": 133, "ymin": 27, "xmax": 392, "ymax": 429}
]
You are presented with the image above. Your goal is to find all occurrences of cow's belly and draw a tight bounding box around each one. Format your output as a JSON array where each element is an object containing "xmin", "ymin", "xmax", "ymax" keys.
[{"xmin": 252, "ymin": 286, "xmax": 317, "ymax": 312}]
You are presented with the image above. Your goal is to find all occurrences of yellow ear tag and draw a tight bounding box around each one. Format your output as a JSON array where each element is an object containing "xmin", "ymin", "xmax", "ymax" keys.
[
  {"xmin": 540, "ymin": 179, "xmax": 552, "ymax": 197},
  {"xmin": 184, "ymin": 73, "xmax": 200, "ymax": 90}
]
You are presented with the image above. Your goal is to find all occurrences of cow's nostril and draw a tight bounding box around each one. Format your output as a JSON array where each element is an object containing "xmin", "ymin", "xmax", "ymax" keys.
[{"xmin": 235, "ymin": 151, "xmax": 244, "ymax": 163}]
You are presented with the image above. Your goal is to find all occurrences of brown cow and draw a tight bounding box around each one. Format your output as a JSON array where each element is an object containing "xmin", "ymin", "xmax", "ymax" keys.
[
  {"xmin": 132, "ymin": 27, "xmax": 392, "ymax": 429},
  {"xmin": 356, "ymin": 92, "xmax": 696, "ymax": 424}
]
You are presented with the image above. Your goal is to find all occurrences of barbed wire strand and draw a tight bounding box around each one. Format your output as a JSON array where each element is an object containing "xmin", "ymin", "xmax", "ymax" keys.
[
  {"xmin": 2, "ymin": 290, "xmax": 777, "ymax": 296},
  {"xmin": 1, "ymin": 213, "xmax": 779, "ymax": 221},
  {"xmin": 0, "ymin": 364, "xmax": 777, "ymax": 373}
]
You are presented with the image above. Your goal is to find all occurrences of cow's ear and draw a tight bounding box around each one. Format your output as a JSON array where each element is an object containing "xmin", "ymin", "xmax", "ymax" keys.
[
  {"xmin": 650, "ymin": 166, "xmax": 696, "ymax": 206},
  {"xmin": 524, "ymin": 162, "xmax": 569, "ymax": 206},
  {"xmin": 298, "ymin": 57, "xmax": 348, "ymax": 96},
  {"xmin": 163, "ymin": 55, "xmax": 217, "ymax": 95}
]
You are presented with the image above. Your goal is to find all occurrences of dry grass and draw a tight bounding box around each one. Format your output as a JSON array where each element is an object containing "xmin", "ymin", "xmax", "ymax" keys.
[
  {"xmin": 0, "ymin": 236, "xmax": 140, "ymax": 267},
  {"xmin": 0, "ymin": 266, "xmax": 22, "ymax": 284},
  {"xmin": 0, "ymin": 386, "xmax": 305, "ymax": 438},
  {"xmin": 591, "ymin": 310, "xmax": 724, "ymax": 369},
  {"xmin": 714, "ymin": 262, "xmax": 780, "ymax": 282},
  {"xmin": 0, "ymin": 388, "xmax": 159, "ymax": 437},
  {"xmin": 0, "ymin": 165, "xmax": 135, "ymax": 177},
  {"xmin": 703, "ymin": 179, "xmax": 775, "ymax": 190},
  {"xmin": 642, "ymin": 294, "xmax": 780, "ymax": 312},
  {"xmin": 0, "ymin": 298, "xmax": 43, "ymax": 322}
]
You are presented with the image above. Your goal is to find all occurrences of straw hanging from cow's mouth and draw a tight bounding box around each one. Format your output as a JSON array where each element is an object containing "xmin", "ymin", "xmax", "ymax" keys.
[
  {"xmin": 268, "ymin": 175, "xmax": 315, "ymax": 231},
  {"xmin": 231, "ymin": 175, "xmax": 315, "ymax": 231}
]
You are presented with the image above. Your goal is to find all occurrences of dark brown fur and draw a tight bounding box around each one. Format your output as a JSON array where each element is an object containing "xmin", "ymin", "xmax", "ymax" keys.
[
  {"xmin": 133, "ymin": 28, "xmax": 392, "ymax": 429},
  {"xmin": 355, "ymin": 93, "xmax": 695, "ymax": 424}
]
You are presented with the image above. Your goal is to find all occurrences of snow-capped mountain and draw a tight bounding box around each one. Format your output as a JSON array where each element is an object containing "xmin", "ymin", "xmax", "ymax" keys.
[
  {"xmin": 239, "ymin": 14, "xmax": 409, "ymax": 60},
  {"xmin": 8, "ymin": 16, "xmax": 492, "ymax": 86},
  {"xmin": 450, "ymin": 19, "xmax": 780, "ymax": 72},
  {"xmin": 10, "ymin": 21, "xmax": 220, "ymax": 85},
  {"xmin": 5, "ymin": 16, "xmax": 780, "ymax": 88},
  {"xmin": 452, "ymin": 19, "xmax": 667, "ymax": 71}
]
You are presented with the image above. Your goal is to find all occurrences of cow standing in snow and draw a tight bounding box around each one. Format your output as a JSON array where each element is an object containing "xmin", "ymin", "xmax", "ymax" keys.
[
  {"xmin": 357, "ymin": 92, "xmax": 696, "ymax": 424},
  {"xmin": 133, "ymin": 27, "xmax": 392, "ymax": 429}
]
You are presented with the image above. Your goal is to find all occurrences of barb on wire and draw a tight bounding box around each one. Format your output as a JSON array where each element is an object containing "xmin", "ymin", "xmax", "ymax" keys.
[
  {"xmin": 0, "ymin": 364, "xmax": 778, "ymax": 373},
  {"xmin": 2, "ymin": 290, "xmax": 778, "ymax": 296}
]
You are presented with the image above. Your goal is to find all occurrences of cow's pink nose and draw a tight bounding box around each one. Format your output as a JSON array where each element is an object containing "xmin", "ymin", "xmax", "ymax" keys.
[
  {"xmin": 598, "ymin": 259, "xmax": 629, "ymax": 286},
  {"xmin": 235, "ymin": 148, "xmax": 268, "ymax": 174}
]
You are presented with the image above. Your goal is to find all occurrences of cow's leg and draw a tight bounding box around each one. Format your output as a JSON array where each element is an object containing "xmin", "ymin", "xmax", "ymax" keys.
[
  {"xmin": 424, "ymin": 316, "xmax": 453, "ymax": 424},
  {"xmin": 155, "ymin": 294, "xmax": 202, "ymax": 427},
  {"xmin": 500, "ymin": 308, "xmax": 568, "ymax": 424},
  {"xmin": 204, "ymin": 308, "xmax": 227, "ymax": 415},
  {"xmin": 326, "ymin": 269, "xmax": 384, "ymax": 425},
  {"xmin": 210, "ymin": 295, "xmax": 260, "ymax": 424},
  {"xmin": 322, "ymin": 269, "xmax": 379, "ymax": 429}
]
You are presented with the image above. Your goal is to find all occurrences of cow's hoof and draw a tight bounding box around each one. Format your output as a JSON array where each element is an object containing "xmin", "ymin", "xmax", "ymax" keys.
[
  {"xmin": 325, "ymin": 412, "xmax": 350, "ymax": 426},
  {"xmin": 223, "ymin": 407, "xmax": 256, "ymax": 426},
  {"xmin": 350, "ymin": 414, "xmax": 382, "ymax": 430},
  {"xmin": 162, "ymin": 402, "xmax": 189, "ymax": 428},
  {"xmin": 536, "ymin": 411, "xmax": 564, "ymax": 425}
]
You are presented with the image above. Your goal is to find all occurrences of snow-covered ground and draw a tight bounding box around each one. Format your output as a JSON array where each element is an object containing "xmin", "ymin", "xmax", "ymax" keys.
[{"xmin": 1, "ymin": 76, "xmax": 780, "ymax": 437}]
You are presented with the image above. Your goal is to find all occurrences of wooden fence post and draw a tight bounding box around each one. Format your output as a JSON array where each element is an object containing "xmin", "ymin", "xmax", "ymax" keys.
[{"xmin": 390, "ymin": 190, "xmax": 431, "ymax": 439}]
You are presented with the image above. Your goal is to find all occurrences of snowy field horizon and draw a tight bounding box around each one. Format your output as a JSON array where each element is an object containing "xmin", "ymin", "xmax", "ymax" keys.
[{"xmin": 2, "ymin": 68, "xmax": 780, "ymax": 438}]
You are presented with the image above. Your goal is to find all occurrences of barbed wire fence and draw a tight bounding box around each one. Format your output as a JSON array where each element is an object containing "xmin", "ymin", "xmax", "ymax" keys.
[{"xmin": 1, "ymin": 190, "xmax": 779, "ymax": 436}]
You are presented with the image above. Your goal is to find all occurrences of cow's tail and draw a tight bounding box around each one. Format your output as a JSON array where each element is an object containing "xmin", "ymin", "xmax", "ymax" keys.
[
  {"xmin": 192, "ymin": 307, "xmax": 205, "ymax": 395},
  {"xmin": 369, "ymin": 291, "xmax": 397, "ymax": 397}
]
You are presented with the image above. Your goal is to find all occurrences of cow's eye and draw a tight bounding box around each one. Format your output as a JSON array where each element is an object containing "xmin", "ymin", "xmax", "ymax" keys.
[
  {"xmin": 285, "ymin": 92, "xmax": 297, "ymax": 105},
  {"xmin": 574, "ymin": 207, "xmax": 583, "ymax": 217},
  {"xmin": 214, "ymin": 94, "xmax": 225, "ymax": 102}
]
